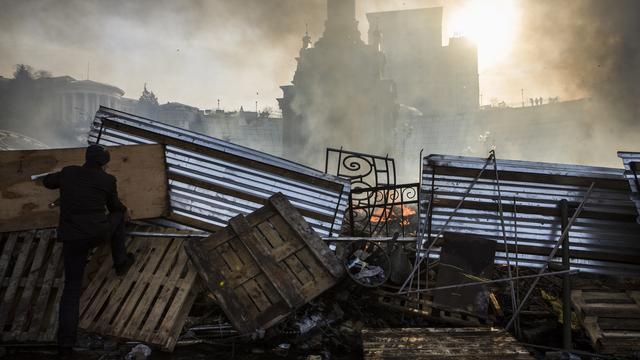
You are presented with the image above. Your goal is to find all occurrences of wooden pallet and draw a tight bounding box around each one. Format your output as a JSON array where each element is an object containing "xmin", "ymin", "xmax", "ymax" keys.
[
  {"xmin": 78, "ymin": 227, "xmax": 199, "ymax": 352},
  {"xmin": 0, "ymin": 229, "xmax": 63, "ymax": 342},
  {"xmin": 374, "ymin": 290, "xmax": 493, "ymax": 326},
  {"xmin": 362, "ymin": 327, "xmax": 534, "ymax": 359},
  {"xmin": 572, "ymin": 289, "xmax": 640, "ymax": 354},
  {"xmin": 185, "ymin": 193, "xmax": 344, "ymax": 334}
]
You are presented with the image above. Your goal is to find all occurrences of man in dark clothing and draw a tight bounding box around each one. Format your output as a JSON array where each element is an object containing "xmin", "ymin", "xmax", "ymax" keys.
[{"xmin": 43, "ymin": 144, "xmax": 135, "ymax": 354}]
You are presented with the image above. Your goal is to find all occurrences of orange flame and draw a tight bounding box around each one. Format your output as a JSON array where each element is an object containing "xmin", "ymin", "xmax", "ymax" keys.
[{"xmin": 369, "ymin": 205, "xmax": 416, "ymax": 224}]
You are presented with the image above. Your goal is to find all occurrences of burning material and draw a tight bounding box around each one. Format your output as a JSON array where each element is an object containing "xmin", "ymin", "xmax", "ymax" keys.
[{"xmin": 369, "ymin": 205, "xmax": 416, "ymax": 224}]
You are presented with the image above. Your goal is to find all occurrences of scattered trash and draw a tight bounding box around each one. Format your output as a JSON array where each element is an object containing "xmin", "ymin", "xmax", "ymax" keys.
[
  {"xmin": 344, "ymin": 240, "xmax": 390, "ymax": 287},
  {"xmin": 125, "ymin": 344, "xmax": 152, "ymax": 360}
]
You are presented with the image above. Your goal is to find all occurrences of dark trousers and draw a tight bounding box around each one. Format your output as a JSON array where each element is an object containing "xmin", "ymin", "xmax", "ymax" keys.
[{"xmin": 57, "ymin": 212, "xmax": 127, "ymax": 348}]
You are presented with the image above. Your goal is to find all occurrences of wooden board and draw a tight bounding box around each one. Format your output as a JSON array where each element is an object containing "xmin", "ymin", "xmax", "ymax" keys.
[
  {"xmin": 0, "ymin": 144, "xmax": 168, "ymax": 232},
  {"xmin": 0, "ymin": 229, "xmax": 64, "ymax": 342},
  {"xmin": 362, "ymin": 327, "xmax": 534, "ymax": 359},
  {"xmin": 571, "ymin": 289, "xmax": 640, "ymax": 354},
  {"xmin": 374, "ymin": 290, "xmax": 493, "ymax": 327},
  {"xmin": 185, "ymin": 193, "xmax": 344, "ymax": 334},
  {"xmin": 78, "ymin": 226, "xmax": 198, "ymax": 352}
]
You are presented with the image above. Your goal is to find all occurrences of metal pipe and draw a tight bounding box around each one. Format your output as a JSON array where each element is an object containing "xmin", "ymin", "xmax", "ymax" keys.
[
  {"xmin": 398, "ymin": 269, "xmax": 578, "ymax": 294},
  {"xmin": 513, "ymin": 196, "xmax": 522, "ymax": 339},
  {"xmin": 505, "ymin": 183, "xmax": 595, "ymax": 330},
  {"xmin": 127, "ymin": 231, "xmax": 209, "ymax": 238},
  {"xmin": 491, "ymin": 150, "xmax": 518, "ymax": 339},
  {"xmin": 559, "ymin": 199, "xmax": 572, "ymax": 351}
]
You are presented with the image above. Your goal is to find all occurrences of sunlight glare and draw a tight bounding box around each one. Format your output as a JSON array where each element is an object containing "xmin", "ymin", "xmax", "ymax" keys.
[{"xmin": 448, "ymin": 0, "xmax": 520, "ymax": 70}]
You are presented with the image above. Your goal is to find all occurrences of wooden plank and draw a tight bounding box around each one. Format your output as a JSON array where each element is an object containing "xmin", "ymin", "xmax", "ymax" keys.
[
  {"xmin": 151, "ymin": 264, "xmax": 198, "ymax": 350},
  {"xmin": 79, "ymin": 238, "xmax": 145, "ymax": 320},
  {"xmin": 362, "ymin": 327, "xmax": 534, "ymax": 359},
  {"xmin": 111, "ymin": 236, "xmax": 180, "ymax": 336},
  {"xmin": 0, "ymin": 233, "xmax": 19, "ymax": 282},
  {"xmin": 119, "ymin": 239, "xmax": 183, "ymax": 339},
  {"xmin": 268, "ymin": 193, "xmax": 344, "ymax": 278},
  {"xmin": 92, "ymin": 239, "xmax": 167, "ymax": 334},
  {"xmin": 0, "ymin": 231, "xmax": 35, "ymax": 332},
  {"xmin": 165, "ymin": 212, "xmax": 221, "ymax": 233},
  {"xmin": 229, "ymin": 215, "xmax": 304, "ymax": 309},
  {"xmin": 10, "ymin": 230, "xmax": 51, "ymax": 337},
  {"xmin": 598, "ymin": 317, "xmax": 640, "ymax": 331},
  {"xmin": 0, "ymin": 144, "xmax": 168, "ymax": 232},
  {"xmin": 579, "ymin": 303, "xmax": 640, "ymax": 318},
  {"xmin": 25, "ymin": 232, "xmax": 62, "ymax": 341}
]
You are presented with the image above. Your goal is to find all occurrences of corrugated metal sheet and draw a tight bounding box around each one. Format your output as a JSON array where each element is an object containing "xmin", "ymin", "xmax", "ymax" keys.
[
  {"xmin": 618, "ymin": 151, "xmax": 640, "ymax": 223},
  {"xmin": 88, "ymin": 106, "xmax": 350, "ymax": 237},
  {"xmin": 420, "ymin": 154, "xmax": 640, "ymax": 276}
]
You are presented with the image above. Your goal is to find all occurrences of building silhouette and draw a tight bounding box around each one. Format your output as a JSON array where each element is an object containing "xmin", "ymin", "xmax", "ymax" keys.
[
  {"xmin": 278, "ymin": 0, "xmax": 397, "ymax": 165},
  {"xmin": 367, "ymin": 7, "xmax": 479, "ymax": 115}
]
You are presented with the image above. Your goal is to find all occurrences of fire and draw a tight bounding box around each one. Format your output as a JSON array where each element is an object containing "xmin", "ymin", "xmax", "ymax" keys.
[{"xmin": 369, "ymin": 205, "xmax": 416, "ymax": 224}]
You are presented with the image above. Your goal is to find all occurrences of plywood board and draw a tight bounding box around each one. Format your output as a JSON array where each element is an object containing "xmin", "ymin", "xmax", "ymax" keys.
[{"xmin": 0, "ymin": 144, "xmax": 168, "ymax": 232}]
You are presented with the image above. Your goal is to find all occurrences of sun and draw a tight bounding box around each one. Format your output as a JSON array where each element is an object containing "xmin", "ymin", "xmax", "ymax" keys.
[{"xmin": 447, "ymin": 0, "xmax": 521, "ymax": 70}]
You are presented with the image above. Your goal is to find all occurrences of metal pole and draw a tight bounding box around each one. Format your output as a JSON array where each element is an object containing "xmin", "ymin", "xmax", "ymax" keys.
[
  {"xmin": 505, "ymin": 183, "xmax": 595, "ymax": 330},
  {"xmin": 399, "ymin": 269, "xmax": 578, "ymax": 295},
  {"xmin": 559, "ymin": 199, "xmax": 572, "ymax": 351},
  {"xmin": 491, "ymin": 150, "xmax": 518, "ymax": 337},
  {"xmin": 513, "ymin": 196, "xmax": 521, "ymax": 339}
]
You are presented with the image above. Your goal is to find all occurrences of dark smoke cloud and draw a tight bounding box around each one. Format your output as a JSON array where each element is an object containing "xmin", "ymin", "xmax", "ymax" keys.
[{"xmin": 517, "ymin": 0, "xmax": 640, "ymax": 118}]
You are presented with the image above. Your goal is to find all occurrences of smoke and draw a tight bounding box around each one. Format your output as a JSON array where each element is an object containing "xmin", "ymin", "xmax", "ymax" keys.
[
  {"xmin": 517, "ymin": 0, "xmax": 640, "ymax": 114},
  {"xmin": 0, "ymin": 0, "xmax": 638, "ymax": 169}
]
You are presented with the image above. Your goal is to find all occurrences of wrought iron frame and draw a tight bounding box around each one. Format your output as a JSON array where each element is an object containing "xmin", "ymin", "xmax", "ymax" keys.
[{"xmin": 324, "ymin": 147, "xmax": 419, "ymax": 237}]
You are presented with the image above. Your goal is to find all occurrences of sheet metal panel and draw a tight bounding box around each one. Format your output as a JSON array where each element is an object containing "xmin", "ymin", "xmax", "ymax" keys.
[
  {"xmin": 420, "ymin": 154, "xmax": 640, "ymax": 276},
  {"xmin": 618, "ymin": 151, "xmax": 640, "ymax": 224},
  {"xmin": 88, "ymin": 106, "xmax": 350, "ymax": 237}
]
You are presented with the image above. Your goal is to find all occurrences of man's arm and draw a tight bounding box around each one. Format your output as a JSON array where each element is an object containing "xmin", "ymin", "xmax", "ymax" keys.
[
  {"xmin": 42, "ymin": 171, "xmax": 61, "ymax": 189},
  {"xmin": 106, "ymin": 176, "xmax": 128, "ymax": 214}
]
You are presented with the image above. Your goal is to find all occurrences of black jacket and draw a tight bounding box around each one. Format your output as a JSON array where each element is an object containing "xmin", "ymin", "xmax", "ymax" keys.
[{"xmin": 44, "ymin": 164, "xmax": 126, "ymax": 242}]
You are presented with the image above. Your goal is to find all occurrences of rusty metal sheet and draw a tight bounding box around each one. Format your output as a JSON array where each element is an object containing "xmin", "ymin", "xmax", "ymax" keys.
[
  {"xmin": 420, "ymin": 154, "xmax": 640, "ymax": 276},
  {"xmin": 88, "ymin": 106, "xmax": 350, "ymax": 237}
]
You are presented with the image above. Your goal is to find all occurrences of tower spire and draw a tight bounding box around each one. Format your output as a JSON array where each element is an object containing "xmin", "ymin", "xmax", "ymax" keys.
[{"xmin": 302, "ymin": 23, "xmax": 311, "ymax": 49}]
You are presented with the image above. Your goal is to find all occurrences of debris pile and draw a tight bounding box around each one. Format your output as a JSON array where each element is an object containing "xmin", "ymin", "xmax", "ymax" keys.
[{"xmin": 1, "ymin": 107, "xmax": 640, "ymax": 359}]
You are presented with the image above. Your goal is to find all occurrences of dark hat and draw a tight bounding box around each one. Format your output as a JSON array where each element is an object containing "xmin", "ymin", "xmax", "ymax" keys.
[{"xmin": 85, "ymin": 144, "xmax": 110, "ymax": 166}]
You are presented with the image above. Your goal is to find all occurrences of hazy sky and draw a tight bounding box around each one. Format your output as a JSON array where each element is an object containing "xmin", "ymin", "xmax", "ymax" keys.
[{"xmin": 1, "ymin": 0, "xmax": 637, "ymax": 111}]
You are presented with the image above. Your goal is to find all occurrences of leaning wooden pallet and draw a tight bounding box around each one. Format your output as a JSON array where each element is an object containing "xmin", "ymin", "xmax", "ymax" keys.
[
  {"xmin": 78, "ymin": 226, "xmax": 199, "ymax": 352},
  {"xmin": 572, "ymin": 289, "xmax": 640, "ymax": 355},
  {"xmin": 0, "ymin": 229, "xmax": 64, "ymax": 343},
  {"xmin": 185, "ymin": 192, "xmax": 344, "ymax": 334}
]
